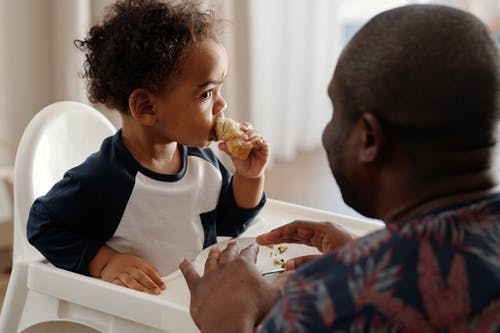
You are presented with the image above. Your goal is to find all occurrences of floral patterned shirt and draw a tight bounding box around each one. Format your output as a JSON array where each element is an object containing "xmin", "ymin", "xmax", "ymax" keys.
[{"xmin": 261, "ymin": 194, "xmax": 500, "ymax": 332}]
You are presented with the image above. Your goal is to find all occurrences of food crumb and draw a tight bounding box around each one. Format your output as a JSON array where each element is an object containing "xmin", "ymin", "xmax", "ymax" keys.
[
  {"xmin": 277, "ymin": 245, "xmax": 288, "ymax": 254},
  {"xmin": 273, "ymin": 258, "xmax": 286, "ymax": 268},
  {"xmin": 268, "ymin": 244, "xmax": 289, "ymax": 269}
]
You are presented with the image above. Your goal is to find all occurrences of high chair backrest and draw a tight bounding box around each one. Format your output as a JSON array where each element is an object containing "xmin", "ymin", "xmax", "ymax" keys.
[{"xmin": 13, "ymin": 101, "xmax": 116, "ymax": 262}]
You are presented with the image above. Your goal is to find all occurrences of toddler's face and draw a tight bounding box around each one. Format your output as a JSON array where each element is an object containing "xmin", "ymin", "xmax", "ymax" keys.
[{"xmin": 152, "ymin": 39, "xmax": 228, "ymax": 147}]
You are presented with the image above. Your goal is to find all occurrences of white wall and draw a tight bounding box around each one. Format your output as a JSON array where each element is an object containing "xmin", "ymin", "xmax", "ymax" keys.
[
  {"xmin": 1, "ymin": 0, "xmax": 500, "ymax": 224},
  {"xmin": 0, "ymin": 0, "xmax": 118, "ymax": 171},
  {"xmin": 0, "ymin": 1, "xmax": 55, "ymax": 223},
  {"xmin": 0, "ymin": 1, "xmax": 54, "ymax": 167}
]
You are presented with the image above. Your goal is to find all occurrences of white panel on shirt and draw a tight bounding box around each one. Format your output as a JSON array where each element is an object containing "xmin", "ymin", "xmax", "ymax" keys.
[{"xmin": 107, "ymin": 155, "xmax": 223, "ymax": 276}]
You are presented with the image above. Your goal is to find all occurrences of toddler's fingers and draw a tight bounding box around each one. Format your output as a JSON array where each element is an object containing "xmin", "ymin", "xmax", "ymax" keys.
[
  {"xmin": 148, "ymin": 268, "xmax": 166, "ymax": 290},
  {"xmin": 111, "ymin": 278, "xmax": 125, "ymax": 287},
  {"xmin": 133, "ymin": 270, "xmax": 162, "ymax": 294},
  {"xmin": 119, "ymin": 273, "xmax": 150, "ymax": 294},
  {"xmin": 243, "ymin": 129, "xmax": 260, "ymax": 142},
  {"xmin": 240, "ymin": 122, "xmax": 254, "ymax": 131},
  {"xmin": 250, "ymin": 140, "xmax": 269, "ymax": 158},
  {"xmin": 143, "ymin": 258, "xmax": 162, "ymax": 276},
  {"xmin": 250, "ymin": 135, "xmax": 264, "ymax": 146},
  {"xmin": 218, "ymin": 142, "xmax": 229, "ymax": 153},
  {"xmin": 137, "ymin": 260, "xmax": 166, "ymax": 290}
]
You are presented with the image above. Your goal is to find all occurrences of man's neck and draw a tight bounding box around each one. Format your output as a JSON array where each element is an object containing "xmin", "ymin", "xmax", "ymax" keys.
[{"xmin": 381, "ymin": 171, "xmax": 499, "ymax": 224}]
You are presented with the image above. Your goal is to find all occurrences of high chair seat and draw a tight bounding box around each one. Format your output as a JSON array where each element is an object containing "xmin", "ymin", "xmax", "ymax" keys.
[
  {"xmin": 0, "ymin": 100, "xmax": 384, "ymax": 333},
  {"xmin": 0, "ymin": 101, "xmax": 199, "ymax": 333}
]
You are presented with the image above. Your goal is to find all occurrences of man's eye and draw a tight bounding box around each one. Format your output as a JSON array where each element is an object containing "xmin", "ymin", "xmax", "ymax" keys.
[{"xmin": 201, "ymin": 90, "xmax": 213, "ymax": 99}]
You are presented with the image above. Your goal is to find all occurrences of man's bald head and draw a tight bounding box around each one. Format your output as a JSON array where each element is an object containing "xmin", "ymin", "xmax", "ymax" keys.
[{"xmin": 333, "ymin": 5, "xmax": 500, "ymax": 178}]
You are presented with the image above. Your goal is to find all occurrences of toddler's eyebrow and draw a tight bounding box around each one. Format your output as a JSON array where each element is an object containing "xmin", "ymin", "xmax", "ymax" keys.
[{"xmin": 198, "ymin": 79, "xmax": 223, "ymax": 88}]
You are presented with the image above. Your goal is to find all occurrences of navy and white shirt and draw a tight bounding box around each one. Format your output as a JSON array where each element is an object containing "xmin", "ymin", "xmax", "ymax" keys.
[{"xmin": 27, "ymin": 130, "xmax": 265, "ymax": 276}]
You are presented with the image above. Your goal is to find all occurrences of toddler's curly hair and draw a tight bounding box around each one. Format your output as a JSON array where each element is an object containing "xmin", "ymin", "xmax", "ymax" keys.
[{"xmin": 75, "ymin": 0, "xmax": 219, "ymax": 114}]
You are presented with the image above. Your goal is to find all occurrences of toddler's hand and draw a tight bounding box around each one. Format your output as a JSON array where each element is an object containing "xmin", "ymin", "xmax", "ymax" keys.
[
  {"xmin": 220, "ymin": 122, "xmax": 270, "ymax": 179},
  {"xmin": 100, "ymin": 252, "xmax": 166, "ymax": 295}
]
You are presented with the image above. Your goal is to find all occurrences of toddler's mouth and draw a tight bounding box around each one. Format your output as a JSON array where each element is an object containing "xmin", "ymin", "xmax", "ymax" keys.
[{"xmin": 208, "ymin": 128, "xmax": 218, "ymax": 142}]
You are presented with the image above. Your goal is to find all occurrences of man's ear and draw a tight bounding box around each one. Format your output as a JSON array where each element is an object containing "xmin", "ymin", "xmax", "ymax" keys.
[
  {"xmin": 128, "ymin": 88, "xmax": 156, "ymax": 126},
  {"xmin": 357, "ymin": 112, "xmax": 384, "ymax": 162}
]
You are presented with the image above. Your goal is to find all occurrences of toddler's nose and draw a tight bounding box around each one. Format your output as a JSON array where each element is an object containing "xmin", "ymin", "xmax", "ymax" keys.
[{"xmin": 213, "ymin": 97, "xmax": 227, "ymax": 115}]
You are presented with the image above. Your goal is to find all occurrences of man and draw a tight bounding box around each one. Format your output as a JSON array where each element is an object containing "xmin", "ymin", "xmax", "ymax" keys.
[{"xmin": 179, "ymin": 4, "xmax": 500, "ymax": 332}]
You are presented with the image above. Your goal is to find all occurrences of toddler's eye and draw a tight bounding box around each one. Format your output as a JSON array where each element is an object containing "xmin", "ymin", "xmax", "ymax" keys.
[{"xmin": 201, "ymin": 90, "xmax": 213, "ymax": 99}]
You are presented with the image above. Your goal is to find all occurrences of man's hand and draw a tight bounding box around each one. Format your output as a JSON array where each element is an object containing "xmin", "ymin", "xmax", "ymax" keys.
[
  {"xmin": 179, "ymin": 241, "xmax": 281, "ymax": 333},
  {"xmin": 256, "ymin": 220, "xmax": 354, "ymax": 270},
  {"xmin": 100, "ymin": 252, "xmax": 166, "ymax": 295}
]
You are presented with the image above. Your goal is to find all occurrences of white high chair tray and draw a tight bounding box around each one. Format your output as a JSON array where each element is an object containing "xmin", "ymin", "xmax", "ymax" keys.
[
  {"xmin": 28, "ymin": 199, "xmax": 383, "ymax": 333},
  {"xmin": 193, "ymin": 237, "xmax": 321, "ymax": 276}
]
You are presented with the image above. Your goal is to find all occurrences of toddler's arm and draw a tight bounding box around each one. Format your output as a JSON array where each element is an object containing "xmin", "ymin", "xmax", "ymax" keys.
[
  {"xmin": 88, "ymin": 245, "xmax": 165, "ymax": 294},
  {"xmin": 218, "ymin": 122, "xmax": 269, "ymax": 209}
]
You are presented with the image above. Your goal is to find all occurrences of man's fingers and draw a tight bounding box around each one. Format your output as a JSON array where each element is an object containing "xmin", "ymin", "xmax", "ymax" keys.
[
  {"xmin": 256, "ymin": 228, "xmax": 285, "ymax": 244},
  {"xmin": 239, "ymin": 244, "xmax": 259, "ymax": 264},
  {"xmin": 204, "ymin": 246, "xmax": 221, "ymax": 273},
  {"xmin": 179, "ymin": 257, "xmax": 201, "ymax": 291},
  {"xmin": 286, "ymin": 254, "xmax": 321, "ymax": 270},
  {"xmin": 257, "ymin": 220, "xmax": 354, "ymax": 253},
  {"xmin": 218, "ymin": 240, "xmax": 239, "ymax": 264},
  {"xmin": 257, "ymin": 222, "xmax": 314, "ymax": 245}
]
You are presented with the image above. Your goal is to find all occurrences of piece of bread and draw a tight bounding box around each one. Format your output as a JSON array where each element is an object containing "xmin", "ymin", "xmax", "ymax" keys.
[{"xmin": 215, "ymin": 115, "xmax": 251, "ymax": 160}]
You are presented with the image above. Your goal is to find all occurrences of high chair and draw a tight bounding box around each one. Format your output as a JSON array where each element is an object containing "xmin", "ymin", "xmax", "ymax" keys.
[
  {"xmin": 0, "ymin": 100, "xmax": 385, "ymax": 333},
  {"xmin": 0, "ymin": 101, "xmax": 198, "ymax": 333}
]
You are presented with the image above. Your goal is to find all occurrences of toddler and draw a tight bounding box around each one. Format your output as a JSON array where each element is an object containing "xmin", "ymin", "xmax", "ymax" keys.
[{"xmin": 27, "ymin": 0, "xmax": 268, "ymax": 295}]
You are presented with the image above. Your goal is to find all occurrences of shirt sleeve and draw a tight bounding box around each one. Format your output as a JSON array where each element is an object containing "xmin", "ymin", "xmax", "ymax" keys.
[
  {"xmin": 215, "ymin": 165, "xmax": 266, "ymax": 237},
  {"xmin": 27, "ymin": 164, "xmax": 126, "ymax": 276},
  {"xmin": 260, "ymin": 269, "xmax": 333, "ymax": 333},
  {"xmin": 192, "ymin": 147, "xmax": 266, "ymax": 238},
  {"xmin": 260, "ymin": 234, "xmax": 413, "ymax": 332},
  {"xmin": 260, "ymin": 252, "xmax": 359, "ymax": 333}
]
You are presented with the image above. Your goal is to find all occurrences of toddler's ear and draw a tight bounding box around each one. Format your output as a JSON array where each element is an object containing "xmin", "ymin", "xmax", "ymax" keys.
[{"xmin": 128, "ymin": 88, "xmax": 156, "ymax": 126}]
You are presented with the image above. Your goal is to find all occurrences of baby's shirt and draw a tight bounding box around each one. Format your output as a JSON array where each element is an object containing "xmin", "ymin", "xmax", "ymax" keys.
[{"xmin": 27, "ymin": 130, "xmax": 265, "ymax": 276}]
